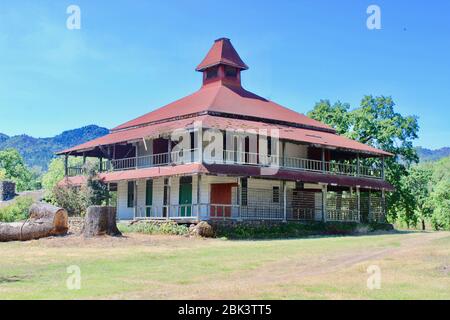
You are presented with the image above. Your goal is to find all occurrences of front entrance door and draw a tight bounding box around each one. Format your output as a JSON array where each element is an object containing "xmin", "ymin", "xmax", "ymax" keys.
[
  {"xmin": 179, "ymin": 177, "xmax": 192, "ymax": 217},
  {"xmin": 210, "ymin": 183, "xmax": 235, "ymax": 218}
]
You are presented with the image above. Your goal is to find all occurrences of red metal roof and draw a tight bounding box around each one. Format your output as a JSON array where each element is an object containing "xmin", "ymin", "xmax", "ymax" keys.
[
  {"xmin": 58, "ymin": 38, "xmax": 392, "ymax": 158},
  {"xmin": 112, "ymin": 82, "xmax": 334, "ymax": 132},
  {"xmin": 59, "ymin": 115, "xmax": 392, "ymax": 157},
  {"xmin": 59, "ymin": 163, "xmax": 393, "ymax": 191},
  {"xmin": 196, "ymin": 38, "xmax": 249, "ymax": 71}
]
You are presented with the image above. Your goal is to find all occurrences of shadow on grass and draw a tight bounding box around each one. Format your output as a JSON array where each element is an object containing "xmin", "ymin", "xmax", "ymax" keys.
[
  {"xmin": 213, "ymin": 222, "xmax": 418, "ymax": 241},
  {"xmin": 0, "ymin": 275, "xmax": 28, "ymax": 284}
]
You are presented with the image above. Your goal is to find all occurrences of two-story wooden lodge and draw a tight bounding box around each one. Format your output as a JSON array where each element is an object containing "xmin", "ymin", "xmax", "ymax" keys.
[{"xmin": 58, "ymin": 38, "xmax": 394, "ymax": 223}]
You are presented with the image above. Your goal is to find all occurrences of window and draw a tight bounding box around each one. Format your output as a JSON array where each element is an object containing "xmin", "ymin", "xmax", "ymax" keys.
[
  {"xmin": 273, "ymin": 186, "xmax": 280, "ymax": 203},
  {"xmin": 127, "ymin": 181, "xmax": 135, "ymax": 208},
  {"xmin": 206, "ymin": 67, "xmax": 219, "ymax": 79},
  {"xmin": 225, "ymin": 66, "xmax": 237, "ymax": 78},
  {"xmin": 163, "ymin": 178, "xmax": 170, "ymax": 217},
  {"xmin": 145, "ymin": 180, "xmax": 153, "ymax": 217}
]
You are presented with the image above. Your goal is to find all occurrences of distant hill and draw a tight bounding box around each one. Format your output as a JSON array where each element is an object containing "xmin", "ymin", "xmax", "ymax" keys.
[
  {"xmin": 0, "ymin": 125, "xmax": 109, "ymax": 172},
  {"xmin": 416, "ymin": 147, "xmax": 450, "ymax": 162}
]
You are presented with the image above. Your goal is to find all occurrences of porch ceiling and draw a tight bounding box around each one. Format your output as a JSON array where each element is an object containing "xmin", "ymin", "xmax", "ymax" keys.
[{"xmin": 59, "ymin": 163, "xmax": 394, "ymax": 191}]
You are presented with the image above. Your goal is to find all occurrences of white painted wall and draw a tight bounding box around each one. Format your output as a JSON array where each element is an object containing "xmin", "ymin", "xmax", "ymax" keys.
[
  {"xmin": 117, "ymin": 180, "xmax": 134, "ymax": 220},
  {"xmin": 116, "ymin": 175, "xmax": 323, "ymax": 221}
]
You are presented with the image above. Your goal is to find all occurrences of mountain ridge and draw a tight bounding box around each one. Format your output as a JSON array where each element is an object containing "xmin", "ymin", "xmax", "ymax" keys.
[
  {"xmin": 416, "ymin": 147, "xmax": 450, "ymax": 162},
  {"xmin": 0, "ymin": 125, "xmax": 109, "ymax": 171}
]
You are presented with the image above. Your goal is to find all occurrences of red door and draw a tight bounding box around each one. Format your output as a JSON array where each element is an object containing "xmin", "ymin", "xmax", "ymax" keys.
[{"xmin": 210, "ymin": 184, "xmax": 236, "ymax": 218}]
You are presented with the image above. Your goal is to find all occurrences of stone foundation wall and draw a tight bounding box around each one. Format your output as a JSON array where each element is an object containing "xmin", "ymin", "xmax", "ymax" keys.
[
  {"xmin": 0, "ymin": 181, "xmax": 16, "ymax": 202},
  {"xmin": 68, "ymin": 217, "xmax": 85, "ymax": 235}
]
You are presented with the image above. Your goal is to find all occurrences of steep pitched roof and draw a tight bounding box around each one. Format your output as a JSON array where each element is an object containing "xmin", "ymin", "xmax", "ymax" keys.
[
  {"xmin": 112, "ymin": 82, "xmax": 334, "ymax": 132},
  {"xmin": 196, "ymin": 38, "xmax": 249, "ymax": 71}
]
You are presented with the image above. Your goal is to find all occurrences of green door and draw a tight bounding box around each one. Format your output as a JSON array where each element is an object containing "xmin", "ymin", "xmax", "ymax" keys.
[
  {"xmin": 179, "ymin": 177, "xmax": 192, "ymax": 217},
  {"xmin": 146, "ymin": 180, "xmax": 153, "ymax": 217}
]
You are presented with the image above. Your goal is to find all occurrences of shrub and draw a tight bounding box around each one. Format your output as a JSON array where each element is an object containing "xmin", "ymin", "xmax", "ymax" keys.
[
  {"xmin": 0, "ymin": 196, "xmax": 34, "ymax": 222},
  {"xmin": 52, "ymin": 184, "xmax": 89, "ymax": 216},
  {"xmin": 214, "ymin": 221, "xmax": 395, "ymax": 240},
  {"xmin": 119, "ymin": 221, "xmax": 189, "ymax": 236}
]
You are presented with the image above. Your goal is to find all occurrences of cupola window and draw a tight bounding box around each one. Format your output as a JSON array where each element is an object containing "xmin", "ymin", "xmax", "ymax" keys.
[
  {"xmin": 206, "ymin": 66, "xmax": 219, "ymax": 80},
  {"xmin": 225, "ymin": 66, "xmax": 238, "ymax": 78}
]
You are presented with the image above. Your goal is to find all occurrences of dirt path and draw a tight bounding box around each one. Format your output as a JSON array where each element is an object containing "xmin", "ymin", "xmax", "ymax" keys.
[{"xmin": 109, "ymin": 231, "xmax": 449, "ymax": 299}]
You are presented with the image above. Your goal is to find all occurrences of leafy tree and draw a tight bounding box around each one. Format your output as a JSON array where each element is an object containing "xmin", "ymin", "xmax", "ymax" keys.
[
  {"xmin": 307, "ymin": 100, "xmax": 352, "ymax": 135},
  {"xmin": 0, "ymin": 168, "xmax": 6, "ymax": 180},
  {"xmin": 0, "ymin": 148, "xmax": 35, "ymax": 192},
  {"xmin": 308, "ymin": 96, "xmax": 419, "ymax": 225},
  {"xmin": 399, "ymin": 167, "xmax": 433, "ymax": 229},
  {"xmin": 430, "ymin": 181, "xmax": 450, "ymax": 230}
]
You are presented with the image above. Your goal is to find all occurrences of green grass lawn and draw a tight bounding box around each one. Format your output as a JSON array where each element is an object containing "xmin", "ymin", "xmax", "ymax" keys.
[{"xmin": 0, "ymin": 231, "xmax": 449, "ymax": 300}]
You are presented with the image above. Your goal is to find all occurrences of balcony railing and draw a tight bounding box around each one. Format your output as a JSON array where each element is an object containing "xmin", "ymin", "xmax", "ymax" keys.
[
  {"xmin": 102, "ymin": 149, "xmax": 199, "ymax": 171},
  {"xmin": 67, "ymin": 149, "xmax": 383, "ymax": 179}
]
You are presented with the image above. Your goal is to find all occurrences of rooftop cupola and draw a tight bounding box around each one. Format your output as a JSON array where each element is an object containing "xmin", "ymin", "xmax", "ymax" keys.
[{"xmin": 196, "ymin": 38, "xmax": 249, "ymax": 87}]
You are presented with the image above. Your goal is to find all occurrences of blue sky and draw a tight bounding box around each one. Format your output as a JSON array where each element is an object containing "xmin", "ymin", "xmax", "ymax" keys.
[{"xmin": 0, "ymin": 0, "xmax": 449, "ymax": 149}]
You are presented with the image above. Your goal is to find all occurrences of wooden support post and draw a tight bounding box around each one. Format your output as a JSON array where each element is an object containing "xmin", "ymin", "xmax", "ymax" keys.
[
  {"xmin": 134, "ymin": 142, "xmax": 138, "ymax": 169},
  {"xmin": 196, "ymin": 174, "xmax": 201, "ymax": 220},
  {"xmin": 64, "ymin": 154, "xmax": 69, "ymax": 177},
  {"xmin": 381, "ymin": 188, "xmax": 386, "ymax": 222},
  {"xmin": 99, "ymin": 156, "xmax": 103, "ymax": 172},
  {"xmin": 197, "ymin": 126, "xmax": 203, "ymax": 164},
  {"xmin": 168, "ymin": 136, "xmax": 172, "ymax": 164},
  {"xmin": 282, "ymin": 181, "xmax": 287, "ymax": 222},
  {"xmin": 281, "ymin": 141, "xmax": 286, "ymax": 168},
  {"xmin": 356, "ymin": 186, "xmax": 361, "ymax": 223},
  {"xmin": 321, "ymin": 148, "xmax": 326, "ymax": 173},
  {"xmin": 237, "ymin": 177, "xmax": 242, "ymax": 221},
  {"xmin": 368, "ymin": 189, "xmax": 372, "ymax": 222},
  {"xmin": 322, "ymin": 184, "xmax": 328, "ymax": 222},
  {"xmin": 381, "ymin": 156, "xmax": 385, "ymax": 180},
  {"xmin": 357, "ymin": 153, "xmax": 360, "ymax": 177}
]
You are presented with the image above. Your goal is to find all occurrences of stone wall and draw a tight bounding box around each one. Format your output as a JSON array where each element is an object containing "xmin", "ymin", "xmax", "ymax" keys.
[
  {"xmin": 68, "ymin": 217, "xmax": 85, "ymax": 235},
  {"xmin": 0, "ymin": 181, "xmax": 16, "ymax": 202}
]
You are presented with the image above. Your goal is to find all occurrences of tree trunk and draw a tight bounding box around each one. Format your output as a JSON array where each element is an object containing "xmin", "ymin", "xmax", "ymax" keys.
[
  {"xmin": 83, "ymin": 206, "xmax": 122, "ymax": 237},
  {"xmin": 422, "ymin": 219, "xmax": 426, "ymax": 231},
  {"xmin": 0, "ymin": 203, "xmax": 68, "ymax": 242}
]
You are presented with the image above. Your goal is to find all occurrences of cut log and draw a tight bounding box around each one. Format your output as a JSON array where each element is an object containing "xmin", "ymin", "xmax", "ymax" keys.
[
  {"xmin": 83, "ymin": 206, "xmax": 122, "ymax": 237},
  {"xmin": 0, "ymin": 203, "xmax": 68, "ymax": 242}
]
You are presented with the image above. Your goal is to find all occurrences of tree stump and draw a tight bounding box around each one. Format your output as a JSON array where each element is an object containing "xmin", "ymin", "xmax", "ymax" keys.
[
  {"xmin": 83, "ymin": 206, "xmax": 122, "ymax": 237},
  {"xmin": 0, "ymin": 203, "xmax": 68, "ymax": 242}
]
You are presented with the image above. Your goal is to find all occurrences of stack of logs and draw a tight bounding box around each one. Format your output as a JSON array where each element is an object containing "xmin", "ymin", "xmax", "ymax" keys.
[
  {"xmin": 0, "ymin": 203, "xmax": 68, "ymax": 242},
  {"xmin": 0, "ymin": 204, "xmax": 122, "ymax": 242}
]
